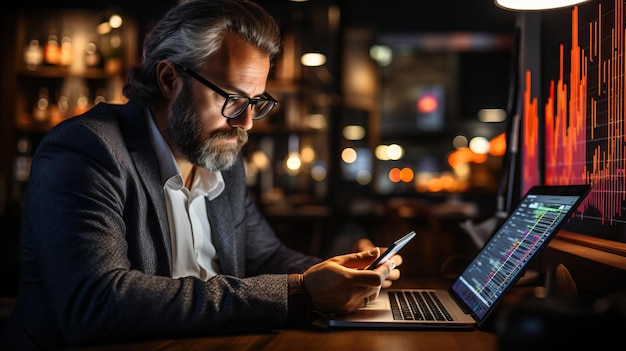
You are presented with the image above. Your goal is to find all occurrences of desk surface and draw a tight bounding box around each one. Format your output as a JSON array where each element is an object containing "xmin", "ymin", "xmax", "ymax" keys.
[
  {"xmin": 70, "ymin": 276, "xmax": 535, "ymax": 351},
  {"xmin": 72, "ymin": 327, "xmax": 497, "ymax": 351}
]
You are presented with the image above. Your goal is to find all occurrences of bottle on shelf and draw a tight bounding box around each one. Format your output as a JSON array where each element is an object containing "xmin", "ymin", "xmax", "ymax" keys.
[
  {"xmin": 23, "ymin": 36, "xmax": 43, "ymax": 71},
  {"xmin": 44, "ymin": 33, "xmax": 60, "ymax": 66},
  {"xmin": 84, "ymin": 36, "xmax": 102, "ymax": 68},
  {"xmin": 32, "ymin": 87, "xmax": 50, "ymax": 125},
  {"xmin": 11, "ymin": 134, "xmax": 35, "ymax": 205},
  {"xmin": 104, "ymin": 34, "xmax": 123, "ymax": 74},
  {"xmin": 74, "ymin": 86, "xmax": 92, "ymax": 115},
  {"xmin": 58, "ymin": 34, "xmax": 73, "ymax": 67},
  {"xmin": 50, "ymin": 87, "xmax": 70, "ymax": 126},
  {"xmin": 13, "ymin": 135, "xmax": 32, "ymax": 183}
]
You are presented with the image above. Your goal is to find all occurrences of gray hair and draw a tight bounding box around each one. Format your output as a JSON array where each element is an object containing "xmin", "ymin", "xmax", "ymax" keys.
[{"xmin": 123, "ymin": 0, "xmax": 282, "ymax": 106}]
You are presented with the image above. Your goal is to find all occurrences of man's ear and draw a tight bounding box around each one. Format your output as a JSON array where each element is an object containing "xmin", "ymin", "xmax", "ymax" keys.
[{"xmin": 156, "ymin": 61, "xmax": 179, "ymax": 99}]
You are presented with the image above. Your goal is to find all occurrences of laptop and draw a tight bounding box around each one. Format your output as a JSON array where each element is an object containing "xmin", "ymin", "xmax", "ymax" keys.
[{"xmin": 318, "ymin": 184, "xmax": 592, "ymax": 330}]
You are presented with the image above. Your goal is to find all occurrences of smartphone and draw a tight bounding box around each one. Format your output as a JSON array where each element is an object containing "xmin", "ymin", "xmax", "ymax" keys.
[{"xmin": 365, "ymin": 231, "xmax": 417, "ymax": 270}]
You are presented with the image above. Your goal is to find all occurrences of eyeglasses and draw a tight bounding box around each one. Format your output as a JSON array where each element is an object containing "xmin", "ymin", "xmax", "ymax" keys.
[{"xmin": 176, "ymin": 64, "xmax": 278, "ymax": 120}]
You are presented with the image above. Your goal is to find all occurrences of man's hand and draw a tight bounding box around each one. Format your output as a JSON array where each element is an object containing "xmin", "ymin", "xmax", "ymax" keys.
[
  {"xmin": 351, "ymin": 238, "xmax": 403, "ymax": 288},
  {"xmin": 302, "ymin": 248, "xmax": 395, "ymax": 315}
]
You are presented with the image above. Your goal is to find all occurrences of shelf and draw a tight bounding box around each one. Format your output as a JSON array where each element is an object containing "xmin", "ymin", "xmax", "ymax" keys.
[
  {"xmin": 17, "ymin": 66, "xmax": 118, "ymax": 80},
  {"xmin": 0, "ymin": 7, "xmax": 139, "ymax": 212}
]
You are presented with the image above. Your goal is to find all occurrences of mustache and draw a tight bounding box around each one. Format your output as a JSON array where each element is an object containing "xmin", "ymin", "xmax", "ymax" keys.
[{"xmin": 210, "ymin": 127, "xmax": 248, "ymax": 142}]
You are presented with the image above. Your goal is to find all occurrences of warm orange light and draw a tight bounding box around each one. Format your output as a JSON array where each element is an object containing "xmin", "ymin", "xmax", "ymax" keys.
[
  {"xmin": 472, "ymin": 153, "xmax": 488, "ymax": 164},
  {"xmin": 440, "ymin": 173, "xmax": 456, "ymax": 190},
  {"xmin": 448, "ymin": 138, "xmax": 498, "ymax": 168},
  {"xmin": 400, "ymin": 168, "xmax": 414, "ymax": 182},
  {"xmin": 489, "ymin": 132, "xmax": 507, "ymax": 156},
  {"xmin": 417, "ymin": 94, "xmax": 438, "ymax": 114},
  {"xmin": 388, "ymin": 168, "xmax": 402, "ymax": 182},
  {"xmin": 448, "ymin": 147, "xmax": 473, "ymax": 168},
  {"xmin": 427, "ymin": 178, "xmax": 443, "ymax": 192}
]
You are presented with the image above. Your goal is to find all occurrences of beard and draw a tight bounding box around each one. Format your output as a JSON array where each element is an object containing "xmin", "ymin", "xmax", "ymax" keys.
[{"xmin": 167, "ymin": 85, "xmax": 248, "ymax": 172}]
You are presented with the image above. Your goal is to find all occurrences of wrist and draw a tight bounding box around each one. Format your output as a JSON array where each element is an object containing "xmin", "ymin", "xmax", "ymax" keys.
[
  {"xmin": 287, "ymin": 273, "xmax": 304, "ymax": 293},
  {"xmin": 287, "ymin": 273, "xmax": 313, "ymax": 324}
]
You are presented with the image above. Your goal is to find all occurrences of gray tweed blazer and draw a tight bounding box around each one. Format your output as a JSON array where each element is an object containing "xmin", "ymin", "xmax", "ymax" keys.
[{"xmin": 0, "ymin": 101, "xmax": 322, "ymax": 350}]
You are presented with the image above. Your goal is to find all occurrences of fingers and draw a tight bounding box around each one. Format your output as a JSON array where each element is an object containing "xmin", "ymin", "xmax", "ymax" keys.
[
  {"xmin": 365, "ymin": 287, "xmax": 382, "ymax": 305},
  {"xmin": 335, "ymin": 244, "xmax": 403, "ymax": 271},
  {"xmin": 303, "ymin": 260, "xmax": 386, "ymax": 314},
  {"xmin": 387, "ymin": 266, "xmax": 401, "ymax": 281},
  {"xmin": 390, "ymin": 253, "xmax": 403, "ymax": 267},
  {"xmin": 331, "ymin": 247, "xmax": 399, "ymax": 287},
  {"xmin": 303, "ymin": 252, "xmax": 400, "ymax": 315},
  {"xmin": 377, "ymin": 248, "xmax": 403, "ymax": 268},
  {"xmin": 303, "ymin": 255, "xmax": 383, "ymax": 297},
  {"xmin": 371, "ymin": 259, "xmax": 396, "ymax": 277},
  {"xmin": 332, "ymin": 247, "xmax": 380, "ymax": 269},
  {"xmin": 381, "ymin": 268, "xmax": 400, "ymax": 288},
  {"xmin": 373, "ymin": 260, "xmax": 400, "ymax": 289}
]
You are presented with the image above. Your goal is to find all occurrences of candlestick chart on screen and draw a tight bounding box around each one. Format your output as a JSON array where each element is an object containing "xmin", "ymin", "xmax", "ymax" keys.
[{"xmin": 522, "ymin": 0, "xmax": 626, "ymax": 242}]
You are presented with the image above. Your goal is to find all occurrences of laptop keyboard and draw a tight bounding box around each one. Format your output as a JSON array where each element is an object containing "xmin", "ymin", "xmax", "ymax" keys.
[{"xmin": 388, "ymin": 291, "xmax": 454, "ymax": 321}]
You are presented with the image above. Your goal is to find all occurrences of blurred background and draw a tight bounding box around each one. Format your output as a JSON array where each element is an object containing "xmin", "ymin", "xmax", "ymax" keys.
[
  {"xmin": 0, "ymin": 0, "xmax": 518, "ymax": 295},
  {"xmin": 3, "ymin": 1, "xmax": 626, "ymax": 342}
]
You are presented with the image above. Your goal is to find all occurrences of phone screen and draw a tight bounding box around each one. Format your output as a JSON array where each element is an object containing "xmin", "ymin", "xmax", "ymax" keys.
[{"xmin": 365, "ymin": 231, "xmax": 416, "ymax": 270}]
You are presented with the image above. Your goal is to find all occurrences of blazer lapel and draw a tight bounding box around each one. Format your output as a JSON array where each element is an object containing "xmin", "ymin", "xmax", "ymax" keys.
[
  {"xmin": 117, "ymin": 102, "xmax": 173, "ymax": 268},
  {"xmin": 206, "ymin": 196, "xmax": 239, "ymax": 277}
]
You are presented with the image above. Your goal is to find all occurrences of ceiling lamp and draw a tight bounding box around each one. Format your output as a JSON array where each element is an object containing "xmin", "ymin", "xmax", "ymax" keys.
[
  {"xmin": 300, "ymin": 52, "xmax": 327, "ymax": 67},
  {"xmin": 495, "ymin": 0, "xmax": 591, "ymax": 11}
]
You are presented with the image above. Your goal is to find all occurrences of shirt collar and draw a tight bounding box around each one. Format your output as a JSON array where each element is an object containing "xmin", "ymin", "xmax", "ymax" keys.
[{"xmin": 145, "ymin": 109, "xmax": 224, "ymax": 200}]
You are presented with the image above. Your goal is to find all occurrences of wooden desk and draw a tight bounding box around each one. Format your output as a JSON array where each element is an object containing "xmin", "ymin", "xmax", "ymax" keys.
[
  {"xmin": 71, "ymin": 327, "xmax": 497, "ymax": 351},
  {"xmin": 70, "ymin": 277, "xmax": 528, "ymax": 351}
]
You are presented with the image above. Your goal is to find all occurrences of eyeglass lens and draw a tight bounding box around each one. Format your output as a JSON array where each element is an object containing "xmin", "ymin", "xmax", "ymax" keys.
[{"xmin": 224, "ymin": 96, "xmax": 276, "ymax": 120}]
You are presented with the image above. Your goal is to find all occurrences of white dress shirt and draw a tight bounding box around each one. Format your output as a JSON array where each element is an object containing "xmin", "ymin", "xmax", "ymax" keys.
[{"xmin": 146, "ymin": 110, "xmax": 225, "ymax": 280}]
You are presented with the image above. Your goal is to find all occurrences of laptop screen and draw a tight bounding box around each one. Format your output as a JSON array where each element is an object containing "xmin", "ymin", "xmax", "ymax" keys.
[{"xmin": 450, "ymin": 185, "xmax": 590, "ymax": 320}]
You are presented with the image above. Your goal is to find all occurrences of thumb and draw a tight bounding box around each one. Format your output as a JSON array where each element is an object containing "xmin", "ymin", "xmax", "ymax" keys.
[{"xmin": 335, "ymin": 247, "xmax": 380, "ymax": 269}]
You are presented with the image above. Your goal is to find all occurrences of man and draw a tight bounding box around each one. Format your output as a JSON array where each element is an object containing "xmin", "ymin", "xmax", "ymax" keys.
[{"xmin": 0, "ymin": 0, "xmax": 402, "ymax": 349}]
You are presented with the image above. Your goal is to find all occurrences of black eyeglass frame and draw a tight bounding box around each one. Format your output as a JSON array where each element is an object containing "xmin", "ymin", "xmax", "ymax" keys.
[{"xmin": 176, "ymin": 64, "xmax": 278, "ymax": 120}]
